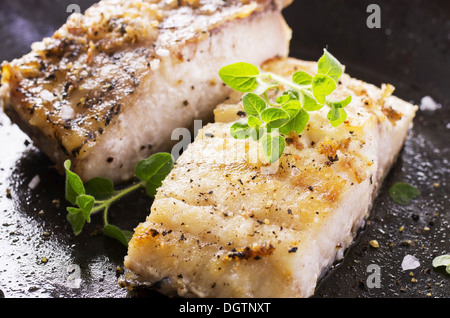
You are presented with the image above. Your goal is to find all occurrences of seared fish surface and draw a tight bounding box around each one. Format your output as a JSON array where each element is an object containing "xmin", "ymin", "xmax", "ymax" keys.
[
  {"xmin": 0, "ymin": 0, "xmax": 292, "ymax": 183},
  {"xmin": 124, "ymin": 57, "xmax": 418, "ymax": 298}
]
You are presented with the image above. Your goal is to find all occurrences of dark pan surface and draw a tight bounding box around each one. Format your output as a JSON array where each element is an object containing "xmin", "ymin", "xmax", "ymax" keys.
[{"xmin": 0, "ymin": 0, "xmax": 448, "ymax": 298}]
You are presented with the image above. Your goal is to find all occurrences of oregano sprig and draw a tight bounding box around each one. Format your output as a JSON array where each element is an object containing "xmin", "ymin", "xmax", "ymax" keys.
[
  {"xmin": 64, "ymin": 153, "xmax": 174, "ymax": 246},
  {"xmin": 219, "ymin": 49, "xmax": 352, "ymax": 163}
]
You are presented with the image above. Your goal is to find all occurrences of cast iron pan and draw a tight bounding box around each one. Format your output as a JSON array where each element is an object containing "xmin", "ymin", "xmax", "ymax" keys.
[{"xmin": 0, "ymin": 0, "xmax": 448, "ymax": 299}]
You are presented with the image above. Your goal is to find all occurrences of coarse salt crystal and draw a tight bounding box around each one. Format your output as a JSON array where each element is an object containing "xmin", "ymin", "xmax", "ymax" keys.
[
  {"xmin": 156, "ymin": 48, "xmax": 170, "ymax": 57},
  {"xmin": 420, "ymin": 96, "xmax": 441, "ymax": 111},
  {"xmin": 28, "ymin": 175, "xmax": 40, "ymax": 190},
  {"xmin": 40, "ymin": 89, "xmax": 55, "ymax": 102},
  {"xmin": 150, "ymin": 59, "xmax": 160, "ymax": 71},
  {"xmin": 60, "ymin": 105, "xmax": 75, "ymax": 120},
  {"xmin": 401, "ymin": 254, "xmax": 420, "ymax": 270}
]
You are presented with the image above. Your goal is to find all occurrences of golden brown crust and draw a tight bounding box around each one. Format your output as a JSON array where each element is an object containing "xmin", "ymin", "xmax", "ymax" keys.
[{"xmin": 1, "ymin": 0, "xmax": 291, "ymax": 163}]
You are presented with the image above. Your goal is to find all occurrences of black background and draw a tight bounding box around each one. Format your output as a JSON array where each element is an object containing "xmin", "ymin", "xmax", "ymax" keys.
[{"xmin": 0, "ymin": 0, "xmax": 448, "ymax": 300}]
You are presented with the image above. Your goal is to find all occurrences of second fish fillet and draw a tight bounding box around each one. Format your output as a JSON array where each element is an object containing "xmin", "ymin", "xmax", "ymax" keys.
[
  {"xmin": 0, "ymin": 0, "xmax": 292, "ymax": 183},
  {"xmin": 124, "ymin": 57, "xmax": 418, "ymax": 298}
]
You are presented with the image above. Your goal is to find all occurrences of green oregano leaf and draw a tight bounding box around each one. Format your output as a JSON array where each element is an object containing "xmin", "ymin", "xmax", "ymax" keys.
[
  {"xmin": 242, "ymin": 93, "xmax": 267, "ymax": 116},
  {"xmin": 275, "ymin": 94, "xmax": 292, "ymax": 106},
  {"xmin": 283, "ymin": 89, "xmax": 300, "ymax": 101},
  {"xmin": 248, "ymin": 115, "xmax": 263, "ymax": 128},
  {"xmin": 302, "ymin": 90, "xmax": 323, "ymax": 112},
  {"xmin": 219, "ymin": 62, "xmax": 260, "ymax": 93},
  {"xmin": 327, "ymin": 107, "xmax": 348, "ymax": 127},
  {"xmin": 67, "ymin": 207, "xmax": 86, "ymax": 236},
  {"xmin": 432, "ymin": 254, "xmax": 450, "ymax": 275},
  {"xmin": 327, "ymin": 95, "xmax": 352, "ymax": 109},
  {"xmin": 253, "ymin": 79, "xmax": 278, "ymax": 96},
  {"xmin": 262, "ymin": 134, "xmax": 286, "ymax": 164},
  {"xmin": 85, "ymin": 177, "xmax": 115, "ymax": 200},
  {"xmin": 432, "ymin": 254, "xmax": 450, "ymax": 267},
  {"xmin": 103, "ymin": 224, "xmax": 133, "ymax": 247},
  {"xmin": 388, "ymin": 182, "xmax": 420, "ymax": 205},
  {"xmin": 76, "ymin": 194, "xmax": 95, "ymax": 223},
  {"xmin": 327, "ymin": 105, "xmax": 341, "ymax": 122},
  {"xmin": 64, "ymin": 160, "xmax": 85, "ymax": 205},
  {"xmin": 317, "ymin": 49, "xmax": 343, "ymax": 83},
  {"xmin": 135, "ymin": 153, "xmax": 174, "ymax": 183},
  {"xmin": 260, "ymin": 108, "xmax": 290, "ymax": 129},
  {"xmin": 292, "ymin": 71, "xmax": 313, "ymax": 86},
  {"xmin": 250, "ymin": 127, "xmax": 266, "ymax": 141},
  {"xmin": 230, "ymin": 121, "xmax": 251, "ymax": 139},
  {"xmin": 280, "ymin": 102, "xmax": 309, "ymax": 135},
  {"xmin": 136, "ymin": 153, "xmax": 175, "ymax": 197},
  {"xmin": 312, "ymin": 74, "xmax": 337, "ymax": 104},
  {"xmin": 280, "ymin": 100, "xmax": 301, "ymax": 118}
]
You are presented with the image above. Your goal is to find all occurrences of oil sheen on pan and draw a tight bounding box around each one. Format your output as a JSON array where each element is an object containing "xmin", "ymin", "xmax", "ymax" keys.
[{"xmin": 0, "ymin": 0, "xmax": 448, "ymax": 298}]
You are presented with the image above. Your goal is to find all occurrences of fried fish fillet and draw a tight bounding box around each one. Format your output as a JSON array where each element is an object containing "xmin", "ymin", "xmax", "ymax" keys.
[
  {"xmin": 0, "ymin": 0, "xmax": 292, "ymax": 183},
  {"xmin": 123, "ymin": 57, "xmax": 418, "ymax": 298}
]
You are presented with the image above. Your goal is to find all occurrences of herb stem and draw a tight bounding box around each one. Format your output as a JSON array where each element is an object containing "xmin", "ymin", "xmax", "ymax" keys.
[
  {"xmin": 103, "ymin": 204, "xmax": 109, "ymax": 226},
  {"xmin": 260, "ymin": 72, "xmax": 311, "ymax": 93},
  {"xmin": 90, "ymin": 181, "xmax": 145, "ymax": 215},
  {"xmin": 263, "ymin": 91, "xmax": 278, "ymax": 107}
]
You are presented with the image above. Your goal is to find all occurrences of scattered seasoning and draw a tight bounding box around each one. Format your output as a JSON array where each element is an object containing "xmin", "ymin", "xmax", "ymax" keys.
[
  {"xmin": 369, "ymin": 240, "xmax": 379, "ymax": 248},
  {"xmin": 115, "ymin": 266, "xmax": 124, "ymax": 276},
  {"xmin": 52, "ymin": 199, "xmax": 61, "ymax": 208},
  {"xmin": 205, "ymin": 132, "xmax": 214, "ymax": 138},
  {"xmin": 41, "ymin": 257, "xmax": 48, "ymax": 264},
  {"xmin": 227, "ymin": 244, "xmax": 275, "ymax": 261},
  {"xmin": 327, "ymin": 154, "xmax": 339, "ymax": 163},
  {"xmin": 288, "ymin": 247, "xmax": 298, "ymax": 253},
  {"xmin": 265, "ymin": 200, "xmax": 273, "ymax": 209},
  {"xmin": 400, "ymin": 240, "xmax": 412, "ymax": 246},
  {"xmin": 42, "ymin": 232, "xmax": 51, "ymax": 240}
]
